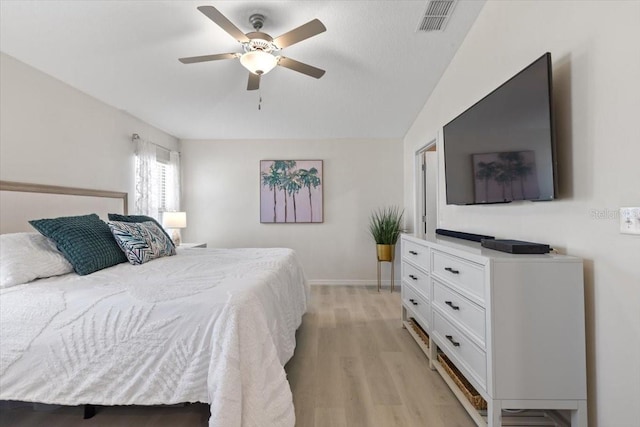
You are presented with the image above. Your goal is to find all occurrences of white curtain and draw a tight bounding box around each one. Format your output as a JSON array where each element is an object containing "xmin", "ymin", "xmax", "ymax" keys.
[
  {"xmin": 134, "ymin": 138, "xmax": 159, "ymax": 218},
  {"xmin": 165, "ymin": 151, "xmax": 181, "ymax": 212}
]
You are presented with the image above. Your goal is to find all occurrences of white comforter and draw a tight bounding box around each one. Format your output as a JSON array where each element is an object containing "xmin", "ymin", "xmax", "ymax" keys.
[{"xmin": 0, "ymin": 247, "xmax": 308, "ymax": 427}]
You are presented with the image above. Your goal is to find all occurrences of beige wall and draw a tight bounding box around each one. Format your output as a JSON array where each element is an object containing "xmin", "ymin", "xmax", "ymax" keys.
[
  {"xmin": 403, "ymin": 1, "xmax": 640, "ymax": 425},
  {"xmin": 180, "ymin": 138, "xmax": 403, "ymax": 283},
  {"xmin": 0, "ymin": 53, "xmax": 178, "ymax": 199}
]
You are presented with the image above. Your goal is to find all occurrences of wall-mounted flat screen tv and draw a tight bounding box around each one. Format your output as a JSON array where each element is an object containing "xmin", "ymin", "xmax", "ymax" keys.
[{"xmin": 443, "ymin": 53, "xmax": 556, "ymax": 205}]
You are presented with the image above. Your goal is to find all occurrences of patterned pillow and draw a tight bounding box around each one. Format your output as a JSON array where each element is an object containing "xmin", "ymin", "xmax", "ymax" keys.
[
  {"xmin": 107, "ymin": 213, "xmax": 175, "ymax": 249},
  {"xmin": 108, "ymin": 221, "xmax": 176, "ymax": 265},
  {"xmin": 0, "ymin": 232, "xmax": 74, "ymax": 288},
  {"xmin": 29, "ymin": 214, "xmax": 128, "ymax": 276}
]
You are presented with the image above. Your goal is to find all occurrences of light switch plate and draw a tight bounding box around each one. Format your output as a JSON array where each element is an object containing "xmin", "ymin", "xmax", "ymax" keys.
[{"xmin": 620, "ymin": 207, "xmax": 640, "ymax": 235}]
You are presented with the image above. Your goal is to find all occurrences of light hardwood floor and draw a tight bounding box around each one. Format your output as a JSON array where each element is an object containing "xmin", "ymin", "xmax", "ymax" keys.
[
  {"xmin": 286, "ymin": 285, "xmax": 474, "ymax": 427},
  {"xmin": 0, "ymin": 285, "xmax": 473, "ymax": 427}
]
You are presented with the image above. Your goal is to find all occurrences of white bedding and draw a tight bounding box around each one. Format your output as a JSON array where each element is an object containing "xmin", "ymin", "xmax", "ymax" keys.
[{"xmin": 0, "ymin": 247, "xmax": 308, "ymax": 427}]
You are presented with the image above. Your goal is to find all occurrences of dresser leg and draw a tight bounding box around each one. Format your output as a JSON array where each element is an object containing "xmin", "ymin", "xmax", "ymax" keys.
[
  {"xmin": 391, "ymin": 260, "xmax": 395, "ymax": 293},
  {"xmin": 487, "ymin": 400, "xmax": 502, "ymax": 427},
  {"xmin": 571, "ymin": 400, "xmax": 588, "ymax": 427},
  {"xmin": 401, "ymin": 306, "xmax": 407, "ymax": 328},
  {"xmin": 428, "ymin": 339, "xmax": 437, "ymax": 370}
]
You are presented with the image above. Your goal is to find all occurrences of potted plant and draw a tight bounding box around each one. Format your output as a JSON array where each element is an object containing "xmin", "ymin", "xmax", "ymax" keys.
[{"xmin": 368, "ymin": 206, "xmax": 405, "ymax": 262}]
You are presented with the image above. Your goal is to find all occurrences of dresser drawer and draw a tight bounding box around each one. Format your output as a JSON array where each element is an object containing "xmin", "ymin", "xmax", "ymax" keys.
[
  {"xmin": 402, "ymin": 262, "xmax": 430, "ymax": 299},
  {"xmin": 402, "ymin": 239, "xmax": 430, "ymax": 272},
  {"xmin": 432, "ymin": 280, "xmax": 486, "ymax": 348},
  {"xmin": 433, "ymin": 311, "xmax": 487, "ymax": 391},
  {"xmin": 432, "ymin": 250, "xmax": 485, "ymax": 305},
  {"xmin": 403, "ymin": 282, "xmax": 431, "ymax": 331}
]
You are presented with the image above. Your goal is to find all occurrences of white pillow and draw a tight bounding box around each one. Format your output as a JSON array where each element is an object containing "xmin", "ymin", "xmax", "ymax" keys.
[{"xmin": 0, "ymin": 232, "xmax": 74, "ymax": 288}]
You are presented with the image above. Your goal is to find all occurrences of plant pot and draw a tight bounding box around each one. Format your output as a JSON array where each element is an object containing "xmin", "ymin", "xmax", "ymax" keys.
[{"xmin": 376, "ymin": 244, "xmax": 395, "ymax": 262}]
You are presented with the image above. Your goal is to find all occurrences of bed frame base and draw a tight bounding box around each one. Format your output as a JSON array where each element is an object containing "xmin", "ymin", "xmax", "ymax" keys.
[{"xmin": 83, "ymin": 404, "xmax": 96, "ymax": 419}]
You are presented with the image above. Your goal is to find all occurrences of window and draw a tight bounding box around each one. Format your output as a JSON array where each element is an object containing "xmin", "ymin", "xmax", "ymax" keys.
[
  {"xmin": 156, "ymin": 160, "xmax": 168, "ymax": 217},
  {"xmin": 134, "ymin": 139, "xmax": 180, "ymax": 221}
]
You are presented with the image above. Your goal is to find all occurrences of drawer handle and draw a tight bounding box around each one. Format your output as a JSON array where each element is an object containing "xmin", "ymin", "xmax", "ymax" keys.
[
  {"xmin": 445, "ymin": 301, "xmax": 460, "ymax": 310},
  {"xmin": 408, "ymin": 274, "xmax": 418, "ymax": 281},
  {"xmin": 445, "ymin": 335, "xmax": 461, "ymax": 347},
  {"xmin": 444, "ymin": 267, "xmax": 460, "ymax": 274},
  {"xmin": 409, "ymin": 250, "xmax": 418, "ymax": 255},
  {"xmin": 409, "ymin": 299, "xmax": 418, "ymax": 306}
]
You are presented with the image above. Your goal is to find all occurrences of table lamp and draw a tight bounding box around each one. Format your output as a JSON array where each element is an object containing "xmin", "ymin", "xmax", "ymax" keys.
[{"xmin": 162, "ymin": 211, "xmax": 187, "ymax": 246}]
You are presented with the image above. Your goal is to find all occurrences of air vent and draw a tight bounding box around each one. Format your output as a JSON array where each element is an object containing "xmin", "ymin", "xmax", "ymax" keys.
[{"xmin": 417, "ymin": 0, "xmax": 457, "ymax": 32}]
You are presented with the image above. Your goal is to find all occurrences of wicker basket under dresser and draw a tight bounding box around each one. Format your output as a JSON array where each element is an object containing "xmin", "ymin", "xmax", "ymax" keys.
[{"xmin": 401, "ymin": 233, "xmax": 587, "ymax": 427}]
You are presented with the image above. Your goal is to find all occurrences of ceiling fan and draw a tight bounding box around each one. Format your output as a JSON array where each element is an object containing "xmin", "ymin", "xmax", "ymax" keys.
[{"xmin": 179, "ymin": 6, "xmax": 326, "ymax": 91}]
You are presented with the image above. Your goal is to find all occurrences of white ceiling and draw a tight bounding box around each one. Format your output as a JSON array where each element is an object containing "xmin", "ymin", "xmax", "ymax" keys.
[{"xmin": 0, "ymin": 0, "xmax": 484, "ymax": 140}]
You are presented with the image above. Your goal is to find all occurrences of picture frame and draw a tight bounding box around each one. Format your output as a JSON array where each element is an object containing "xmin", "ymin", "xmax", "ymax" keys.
[{"xmin": 260, "ymin": 160, "xmax": 323, "ymax": 223}]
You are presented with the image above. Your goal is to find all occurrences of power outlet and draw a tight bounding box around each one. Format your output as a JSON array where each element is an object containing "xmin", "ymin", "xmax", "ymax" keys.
[{"xmin": 620, "ymin": 207, "xmax": 640, "ymax": 235}]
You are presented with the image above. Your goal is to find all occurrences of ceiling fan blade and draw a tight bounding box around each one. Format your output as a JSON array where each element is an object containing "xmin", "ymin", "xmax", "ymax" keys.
[
  {"xmin": 197, "ymin": 5, "xmax": 250, "ymax": 44},
  {"xmin": 178, "ymin": 53, "xmax": 238, "ymax": 64},
  {"xmin": 273, "ymin": 19, "xmax": 326, "ymax": 49},
  {"xmin": 247, "ymin": 72, "xmax": 260, "ymax": 91},
  {"xmin": 278, "ymin": 57, "xmax": 326, "ymax": 79}
]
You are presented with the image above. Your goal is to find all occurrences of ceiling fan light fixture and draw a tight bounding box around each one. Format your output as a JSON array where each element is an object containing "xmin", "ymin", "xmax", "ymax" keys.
[
  {"xmin": 240, "ymin": 50, "xmax": 278, "ymax": 76},
  {"xmin": 180, "ymin": 6, "xmax": 326, "ymax": 91}
]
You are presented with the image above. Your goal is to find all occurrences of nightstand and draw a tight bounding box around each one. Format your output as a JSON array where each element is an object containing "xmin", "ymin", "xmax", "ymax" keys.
[{"xmin": 178, "ymin": 243, "xmax": 207, "ymax": 249}]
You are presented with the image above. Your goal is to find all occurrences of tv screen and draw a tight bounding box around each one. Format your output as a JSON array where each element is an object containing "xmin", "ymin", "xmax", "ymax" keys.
[{"xmin": 443, "ymin": 53, "xmax": 556, "ymax": 205}]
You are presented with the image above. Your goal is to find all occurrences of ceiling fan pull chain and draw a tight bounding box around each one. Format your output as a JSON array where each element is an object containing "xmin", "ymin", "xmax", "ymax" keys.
[{"xmin": 258, "ymin": 88, "xmax": 262, "ymax": 111}]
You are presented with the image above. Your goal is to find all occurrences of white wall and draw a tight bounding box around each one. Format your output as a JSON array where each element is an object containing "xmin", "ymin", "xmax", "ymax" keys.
[
  {"xmin": 403, "ymin": 1, "xmax": 640, "ymax": 425},
  {"xmin": 180, "ymin": 138, "xmax": 403, "ymax": 283},
  {"xmin": 0, "ymin": 53, "xmax": 178, "ymax": 200}
]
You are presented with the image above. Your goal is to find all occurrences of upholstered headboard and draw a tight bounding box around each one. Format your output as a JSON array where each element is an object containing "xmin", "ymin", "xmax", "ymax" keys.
[{"xmin": 0, "ymin": 181, "xmax": 128, "ymax": 234}]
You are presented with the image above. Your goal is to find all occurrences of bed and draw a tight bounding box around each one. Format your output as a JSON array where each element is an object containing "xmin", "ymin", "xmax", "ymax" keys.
[{"xmin": 0, "ymin": 181, "xmax": 309, "ymax": 427}]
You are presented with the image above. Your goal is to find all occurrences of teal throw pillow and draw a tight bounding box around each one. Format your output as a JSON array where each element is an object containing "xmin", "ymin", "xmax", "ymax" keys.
[{"xmin": 29, "ymin": 214, "xmax": 128, "ymax": 275}]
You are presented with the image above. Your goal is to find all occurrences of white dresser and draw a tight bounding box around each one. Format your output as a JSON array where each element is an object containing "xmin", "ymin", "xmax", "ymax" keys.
[{"xmin": 401, "ymin": 233, "xmax": 587, "ymax": 427}]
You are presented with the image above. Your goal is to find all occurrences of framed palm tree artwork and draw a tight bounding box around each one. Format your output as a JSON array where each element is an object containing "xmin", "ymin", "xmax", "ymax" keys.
[
  {"xmin": 260, "ymin": 160, "xmax": 323, "ymax": 223},
  {"xmin": 473, "ymin": 150, "xmax": 540, "ymax": 203}
]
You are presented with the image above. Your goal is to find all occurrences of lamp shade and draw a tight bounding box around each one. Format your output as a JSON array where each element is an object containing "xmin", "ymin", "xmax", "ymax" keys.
[
  {"xmin": 163, "ymin": 211, "xmax": 187, "ymax": 229},
  {"xmin": 240, "ymin": 51, "xmax": 278, "ymax": 75}
]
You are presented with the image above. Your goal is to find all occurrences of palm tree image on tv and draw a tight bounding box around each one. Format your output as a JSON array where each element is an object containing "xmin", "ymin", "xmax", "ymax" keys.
[
  {"xmin": 260, "ymin": 160, "xmax": 323, "ymax": 223},
  {"xmin": 473, "ymin": 150, "xmax": 539, "ymax": 203}
]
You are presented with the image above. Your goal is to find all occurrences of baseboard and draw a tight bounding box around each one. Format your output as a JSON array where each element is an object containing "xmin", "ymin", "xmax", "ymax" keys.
[{"xmin": 308, "ymin": 279, "xmax": 401, "ymax": 287}]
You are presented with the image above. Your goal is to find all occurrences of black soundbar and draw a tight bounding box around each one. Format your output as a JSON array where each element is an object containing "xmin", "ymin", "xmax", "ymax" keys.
[
  {"xmin": 481, "ymin": 239, "xmax": 550, "ymax": 254},
  {"xmin": 435, "ymin": 228, "xmax": 495, "ymax": 242}
]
